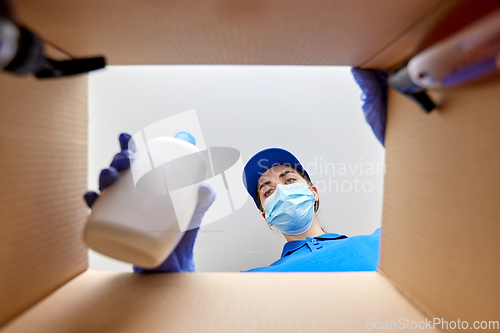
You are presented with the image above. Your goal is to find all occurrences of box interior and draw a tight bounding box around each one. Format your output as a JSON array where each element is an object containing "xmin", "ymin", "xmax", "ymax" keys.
[{"xmin": 2, "ymin": 0, "xmax": 499, "ymax": 331}]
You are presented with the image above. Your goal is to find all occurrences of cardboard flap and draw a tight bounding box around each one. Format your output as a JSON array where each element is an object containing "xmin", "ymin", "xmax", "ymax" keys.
[
  {"xmin": 380, "ymin": 76, "xmax": 500, "ymax": 324},
  {"xmin": 13, "ymin": 0, "xmax": 456, "ymax": 68},
  {"xmin": 1, "ymin": 270, "xmax": 439, "ymax": 332},
  {"xmin": 0, "ymin": 74, "xmax": 89, "ymax": 327}
]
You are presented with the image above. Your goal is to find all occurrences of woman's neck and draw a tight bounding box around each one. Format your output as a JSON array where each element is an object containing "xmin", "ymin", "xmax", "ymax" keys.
[{"xmin": 283, "ymin": 214, "xmax": 325, "ymax": 242}]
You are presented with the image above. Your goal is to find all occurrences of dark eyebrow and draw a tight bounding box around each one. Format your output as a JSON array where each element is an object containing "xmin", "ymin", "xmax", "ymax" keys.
[
  {"xmin": 258, "ymin": 170, "xmax": 295, "ymax": 192},
  {"xmin": 259, "ymin": 181, "xmax": 271, "ymax": 191},
  {"xmin": 279, "ymin": 170, "xmax": 293, "ymax": 179}
]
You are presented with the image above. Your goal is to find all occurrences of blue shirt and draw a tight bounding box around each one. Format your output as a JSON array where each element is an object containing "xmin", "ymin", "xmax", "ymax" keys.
[{"xmin": 240, "ymin": 228, "xmax": 381, "ymax": 272}]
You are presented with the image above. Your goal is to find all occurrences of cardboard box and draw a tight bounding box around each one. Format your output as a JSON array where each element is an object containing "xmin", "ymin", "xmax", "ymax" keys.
[{"xmin": 1, "ymin": 0, "xmax": 499, "ymax": 331}]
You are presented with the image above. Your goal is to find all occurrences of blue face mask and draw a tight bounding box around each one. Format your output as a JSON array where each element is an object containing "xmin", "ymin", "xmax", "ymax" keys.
[{"xmin": 263, "ymin": 182, "xmax": 316, "ymax": 236}]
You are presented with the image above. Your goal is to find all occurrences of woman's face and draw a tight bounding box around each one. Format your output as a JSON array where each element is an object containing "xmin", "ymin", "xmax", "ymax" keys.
[{"xmin": 257, "ymin": 165, "xmax": 318, "ymax": 210}]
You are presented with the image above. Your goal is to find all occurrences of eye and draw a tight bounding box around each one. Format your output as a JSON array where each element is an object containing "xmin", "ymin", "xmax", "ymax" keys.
[
  {"xmin": 285, "ymin": 177, "xmax": 296, "ymax": 184},
  {"xmin": 264, "ymin": 189, "xmax": 273, "ymax": 197}
]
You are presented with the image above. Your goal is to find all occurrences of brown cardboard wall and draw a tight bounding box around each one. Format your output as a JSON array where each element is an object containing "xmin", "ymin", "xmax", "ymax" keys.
[
  {"xmin": 1, "ymin": 270, "xmax": 440, "ymax": 333},
  {"xmin": 12, "ymin": 0, "xmax": 450, "ymax": 67},
  {"xmin": 361, "ymin": 0, "xmax": 460, "ymax": 69},
  {"xmin": 379, "ymin": 76, "xmax": 500, "ymax": 326},
  {"xmin": 0, "ymin": 74, "xmax": 89, "ymax": 326}
]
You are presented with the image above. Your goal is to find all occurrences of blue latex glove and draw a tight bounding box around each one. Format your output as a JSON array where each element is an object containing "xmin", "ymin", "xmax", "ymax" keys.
[
  {"xmin": 351, "ymin": 68, "xmax": 388, "ymax": 147},
  {"xmin": 84, "ymin": 133, "xmax": 216, "ymax": 273}
]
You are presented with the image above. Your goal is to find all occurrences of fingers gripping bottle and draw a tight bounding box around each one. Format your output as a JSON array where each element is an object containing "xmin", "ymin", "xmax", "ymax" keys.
[{"xmin": 84, "ymin": 134, "xmax": 208, "ymax": 269}]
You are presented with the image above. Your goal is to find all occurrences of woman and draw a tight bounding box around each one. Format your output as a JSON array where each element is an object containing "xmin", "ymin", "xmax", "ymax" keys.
[
  {"xmin": 85, "ymin": 135, "xmax": 380, "ymax": 273},
  {"xmin": 240, "ymin": 147, "xmax": 380, "ymax": 272}
]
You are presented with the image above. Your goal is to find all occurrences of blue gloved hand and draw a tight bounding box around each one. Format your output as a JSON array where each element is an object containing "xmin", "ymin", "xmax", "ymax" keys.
[
  {"xmin": 351, "ymin": 68, "xmax": 388, "ymax": 147},
  {"xmin": 84, "ymin": 133, "xmax": 216, "ymax": 273}
]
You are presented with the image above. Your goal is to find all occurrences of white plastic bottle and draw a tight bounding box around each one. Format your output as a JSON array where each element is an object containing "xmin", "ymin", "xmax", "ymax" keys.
[{"xmin": 84, "ymin": 136, "xmax": 207, "ymax": 269}]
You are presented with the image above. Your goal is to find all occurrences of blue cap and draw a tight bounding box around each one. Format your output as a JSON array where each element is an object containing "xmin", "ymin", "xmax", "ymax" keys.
[
  {"xmin": 242, "ymin": 148, "xmax": 310, "ymax": 208},
  {"xmin": 175, "ymin": 131, "xmax": 196, "ymax": 146}
]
